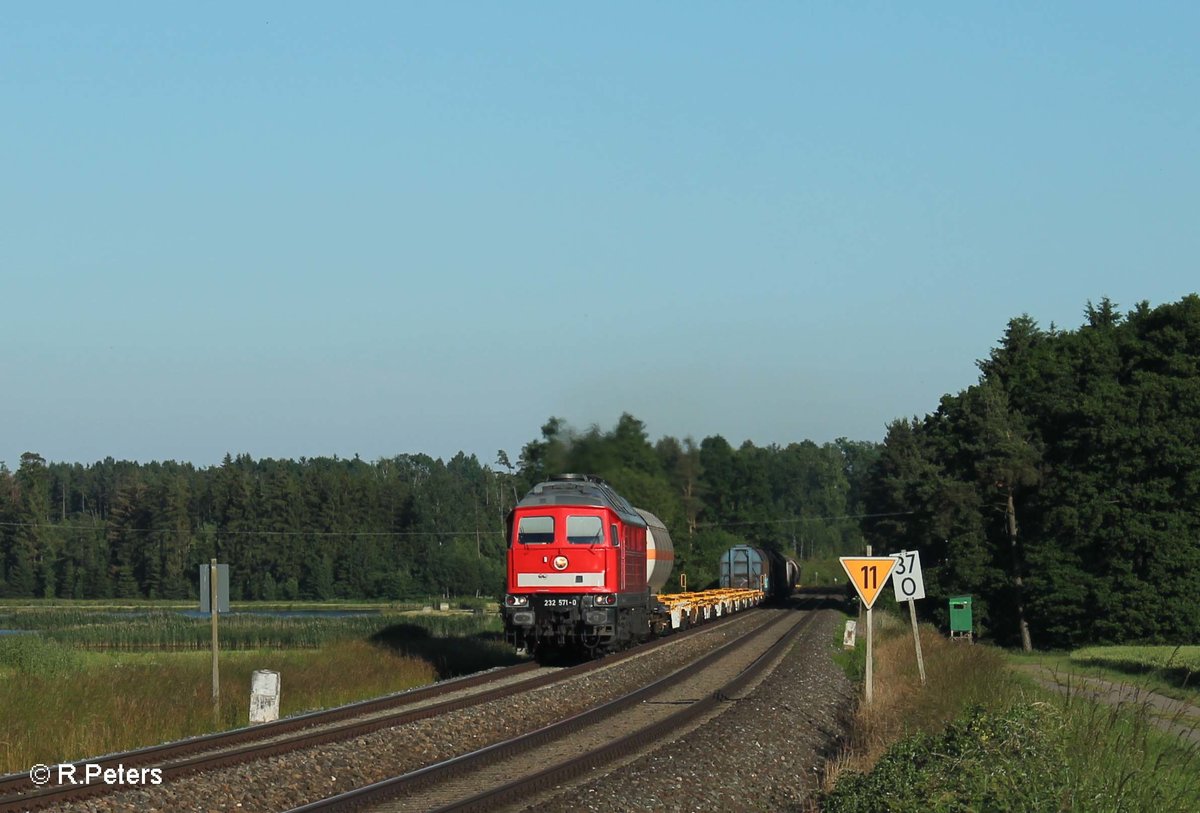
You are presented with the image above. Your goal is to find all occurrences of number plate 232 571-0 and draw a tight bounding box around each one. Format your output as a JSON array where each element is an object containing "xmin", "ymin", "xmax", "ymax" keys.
[{"xmin": 543, "ymin": 598, "xmax": 577, "ymax": 608}]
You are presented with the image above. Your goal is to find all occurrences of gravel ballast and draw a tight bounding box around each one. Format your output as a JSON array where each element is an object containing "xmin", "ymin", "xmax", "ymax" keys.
[
  {"xmin": 516, "ymin": 607, "xmax": 855, "ymax": 813},
  {"xmin": 49, "ymin": 610, "xmax": 783, "ymax": 813}
]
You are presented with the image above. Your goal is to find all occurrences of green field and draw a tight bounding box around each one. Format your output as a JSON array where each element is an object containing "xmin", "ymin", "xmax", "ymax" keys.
[
  {"xmin": 0, "ymin": 606, "xmax": 497, "ymax": 651},
  {"xmin": 0, "ymin": 600, "xmax": 517, "ymax": 774},
  {"xmin": 1006, "ymin": 644, "xmax": 1200, "ymax": 706},
  {"xmin": 1072, "ymin": 644, "xmax": 1200, "ymax": 676}
]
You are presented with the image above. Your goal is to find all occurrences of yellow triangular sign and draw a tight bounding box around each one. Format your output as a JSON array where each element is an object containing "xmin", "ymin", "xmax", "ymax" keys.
[{"xmin": 840, "ymin": 557, "xmax": 897, "ymax": 609}]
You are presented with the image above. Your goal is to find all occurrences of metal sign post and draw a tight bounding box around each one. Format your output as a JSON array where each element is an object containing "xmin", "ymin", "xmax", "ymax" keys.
[
  {"xmin": 891, "ymin": 550, "xmax": 927, "ymax": 685},
  {"xmin": 200, "ymin": 561, "xmax": 230, "ymax": 724},
  {"xmin": 866, "ymin": 548, "xmax": 872, "ymax": 705},
  {"xmin": 840, "ymin": 547, "xmax": 896, "ymax": 704},
  {"xmin": 210, "ymin": 559, "xmax": 219, "ymax": 718}
]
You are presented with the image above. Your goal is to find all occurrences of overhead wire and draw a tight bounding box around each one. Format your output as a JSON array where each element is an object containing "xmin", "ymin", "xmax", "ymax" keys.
[{"xmin": 0, "ymin": 509, "xmax": 916, "ymax": 539}]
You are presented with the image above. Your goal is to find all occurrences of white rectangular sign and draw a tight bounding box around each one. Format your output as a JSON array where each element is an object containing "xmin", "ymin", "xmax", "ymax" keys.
[
  {"xmin": 891, "ymin": 549, "xmax": 926, "ymax": 602},
  {"xmin": 249, "ymin": 669, "xmax": 281, "ymax": 723}
]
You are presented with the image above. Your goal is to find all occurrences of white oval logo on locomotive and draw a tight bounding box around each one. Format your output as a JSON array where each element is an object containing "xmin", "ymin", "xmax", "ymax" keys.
[{"xmin": 552, "ymin": 555, "xmax": 569, "ymax": 571}]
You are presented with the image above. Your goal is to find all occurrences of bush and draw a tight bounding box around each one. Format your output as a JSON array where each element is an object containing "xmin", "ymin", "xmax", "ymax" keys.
[{"xmin": 823, "ymin": 703, "xmax": 1069, "ymax": 813}]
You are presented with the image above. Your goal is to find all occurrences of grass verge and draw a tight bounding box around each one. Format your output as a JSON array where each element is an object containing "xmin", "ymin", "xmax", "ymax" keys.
[
  {"xmin": 818, "ymin": 611, "xmax": 1200, "ymax": 812},
  {"xmin": 0, "ymin": 637, "xmax": 437, "ymax": 774}
]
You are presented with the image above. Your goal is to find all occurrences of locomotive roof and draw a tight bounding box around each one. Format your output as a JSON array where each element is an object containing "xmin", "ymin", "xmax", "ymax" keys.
[{"xmin": 516, "ymin": 474, "xmax": 645, "ymax": 524}]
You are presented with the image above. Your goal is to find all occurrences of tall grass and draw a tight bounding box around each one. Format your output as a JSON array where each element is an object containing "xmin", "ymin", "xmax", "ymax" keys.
[
  {"xmin": 0, "ymin": 639, "xmax": 436, "ymax": 774},
  {"xmin": 0, "ymin": 605, "xmax": 518, "ymax": 774},
  {"xmin": 820, "ymin": 610, "xmax": 1200, "ymax": 812},
  {"xmin": 831, "ymin": 611, "xmax": 1031, "ymax": 769}
]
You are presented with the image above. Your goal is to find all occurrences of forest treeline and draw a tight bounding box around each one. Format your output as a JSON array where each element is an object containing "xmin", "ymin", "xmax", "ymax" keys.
[
  {"xmin": 4, "ymin": 294, "xmax": 1197, "ymax": 649},
  {"xmin": 863, "ymin": 295, "xmax": 1200, "ymax": 648},
  {"xmin": 0, "ymin": 421, "xmax": 876, "ymax": 603}
]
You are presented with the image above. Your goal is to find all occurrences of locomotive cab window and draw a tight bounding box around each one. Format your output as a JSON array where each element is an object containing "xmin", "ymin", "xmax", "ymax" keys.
[
  {"xmin": 517, "ymin": 515, "xmax": 555, "ymax": 544},
  {"xmin": 610, "ymin": 524, "xmax": 619, "ymax": 547},
  {"xmin": 566, "ymin": 515, "xmax": 604, "ymax": 544}
]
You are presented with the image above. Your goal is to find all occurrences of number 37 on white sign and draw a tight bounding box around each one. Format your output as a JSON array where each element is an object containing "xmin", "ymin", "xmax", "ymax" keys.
[{"xmin": 891, "ymin": 550, "xmax": 926, "ymax": 602}]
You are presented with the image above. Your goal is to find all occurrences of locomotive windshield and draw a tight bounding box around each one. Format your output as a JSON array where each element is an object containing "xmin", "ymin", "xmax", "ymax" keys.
[
  {"xmin": 566, "ymin": 515, "xmax": 604, "ymax": 544},
  {"xmin": 517, "ymin": 515, "xmax": 554, "ymax": 544}
]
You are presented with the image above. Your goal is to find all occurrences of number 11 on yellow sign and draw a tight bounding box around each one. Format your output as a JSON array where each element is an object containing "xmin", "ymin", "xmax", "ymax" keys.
[
  {"xmin": 839, "ymin": 556, "xmax": 896, "ymax": 609},
  {"xmin": 839, "ymin": 555, "xmax": 897, "ymax": 703}
]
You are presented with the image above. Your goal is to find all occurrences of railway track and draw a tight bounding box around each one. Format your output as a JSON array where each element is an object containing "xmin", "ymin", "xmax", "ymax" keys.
[
  {"xmin": 285, "ymin": 607, "xmax": 815, "ymax": 813},
  {"xmin": 0, "ymin": 609, "xmax": 755, "ymax": 813}
]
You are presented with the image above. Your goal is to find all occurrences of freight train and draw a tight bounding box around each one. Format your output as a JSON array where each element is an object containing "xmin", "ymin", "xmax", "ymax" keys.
[
  {"xmin": 718, "ymin": 544, "xmax": 800, "ymax": 601},
  {"xmin": 501, "ymin": 474, "xmax": 777, "ymax": 657}
]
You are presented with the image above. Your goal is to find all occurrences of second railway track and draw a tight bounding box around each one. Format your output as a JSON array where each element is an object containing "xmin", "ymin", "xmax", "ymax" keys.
[
  {"xmin": 0, "ymin": 608, "xmax": 762, "ymax": 813},
  {"xmin": 288, "ymin": 607, "xmax": 816, "ymax": 813}
]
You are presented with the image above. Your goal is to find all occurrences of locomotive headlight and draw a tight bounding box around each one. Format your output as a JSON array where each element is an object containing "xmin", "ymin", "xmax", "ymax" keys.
[
  {"xmin": 593, "ymin": 593, "xmax": 616, "ymax": 606},
  {"xmin": 505, "ymin": 594, "xmax": 529, "ymax": 608}
]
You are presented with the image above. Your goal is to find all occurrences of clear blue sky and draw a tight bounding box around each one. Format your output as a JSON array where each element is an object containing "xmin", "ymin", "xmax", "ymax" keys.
[{"xmin": 3, "ymin": 3, "xmax": 1196, "ymax": 469}]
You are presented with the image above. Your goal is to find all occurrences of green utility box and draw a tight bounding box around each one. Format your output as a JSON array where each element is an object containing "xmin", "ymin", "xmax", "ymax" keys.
[{"xmin": 949, "ymin": 595, "xmax": 973, "ymax": 642}]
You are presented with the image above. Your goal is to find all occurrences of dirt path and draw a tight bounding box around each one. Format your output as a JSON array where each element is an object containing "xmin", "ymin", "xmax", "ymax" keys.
[{"xmin": 1014, "ymin": 664, "xmax": 1200, "ymax": 745}]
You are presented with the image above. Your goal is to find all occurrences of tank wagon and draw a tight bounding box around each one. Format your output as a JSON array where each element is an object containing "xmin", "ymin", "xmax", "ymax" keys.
[
  {"xmin": 503, "ymin": 474, "xmax": 763, "ymax": 657},
  {"xmin": 718, "ymin": 545, "xmax": 800, "ymax": 601}
]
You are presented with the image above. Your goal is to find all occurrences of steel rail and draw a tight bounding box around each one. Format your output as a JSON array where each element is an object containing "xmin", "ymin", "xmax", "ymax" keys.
[
  {"xmin": 285, "ymin": 609, "xmax": 814, "ymax": 813},
  {"xmin": 0, "ymin": 665, "xmax": 549, "ymax": 811},
  {"xmin": 0, "ymin": 662, "xmax": 540, "ymax": 801},
  {"xmin": 0, "ymin": 609, "xmax": 756, "ymax": 813},
  {"xmin": 438, "ymin": 610, "xmax": 818, "ymax": 813}
]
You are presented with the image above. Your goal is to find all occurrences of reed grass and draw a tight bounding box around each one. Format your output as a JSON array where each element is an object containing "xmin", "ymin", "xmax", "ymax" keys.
[{"xmin": 0, "ymin": 608, "xmax": 499, "ymax": 650}]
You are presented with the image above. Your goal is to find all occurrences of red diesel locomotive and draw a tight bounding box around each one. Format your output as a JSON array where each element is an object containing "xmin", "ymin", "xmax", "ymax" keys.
[{"xmin": 502, "ymin": 474, "xmax": 674, "ymax": 656}]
